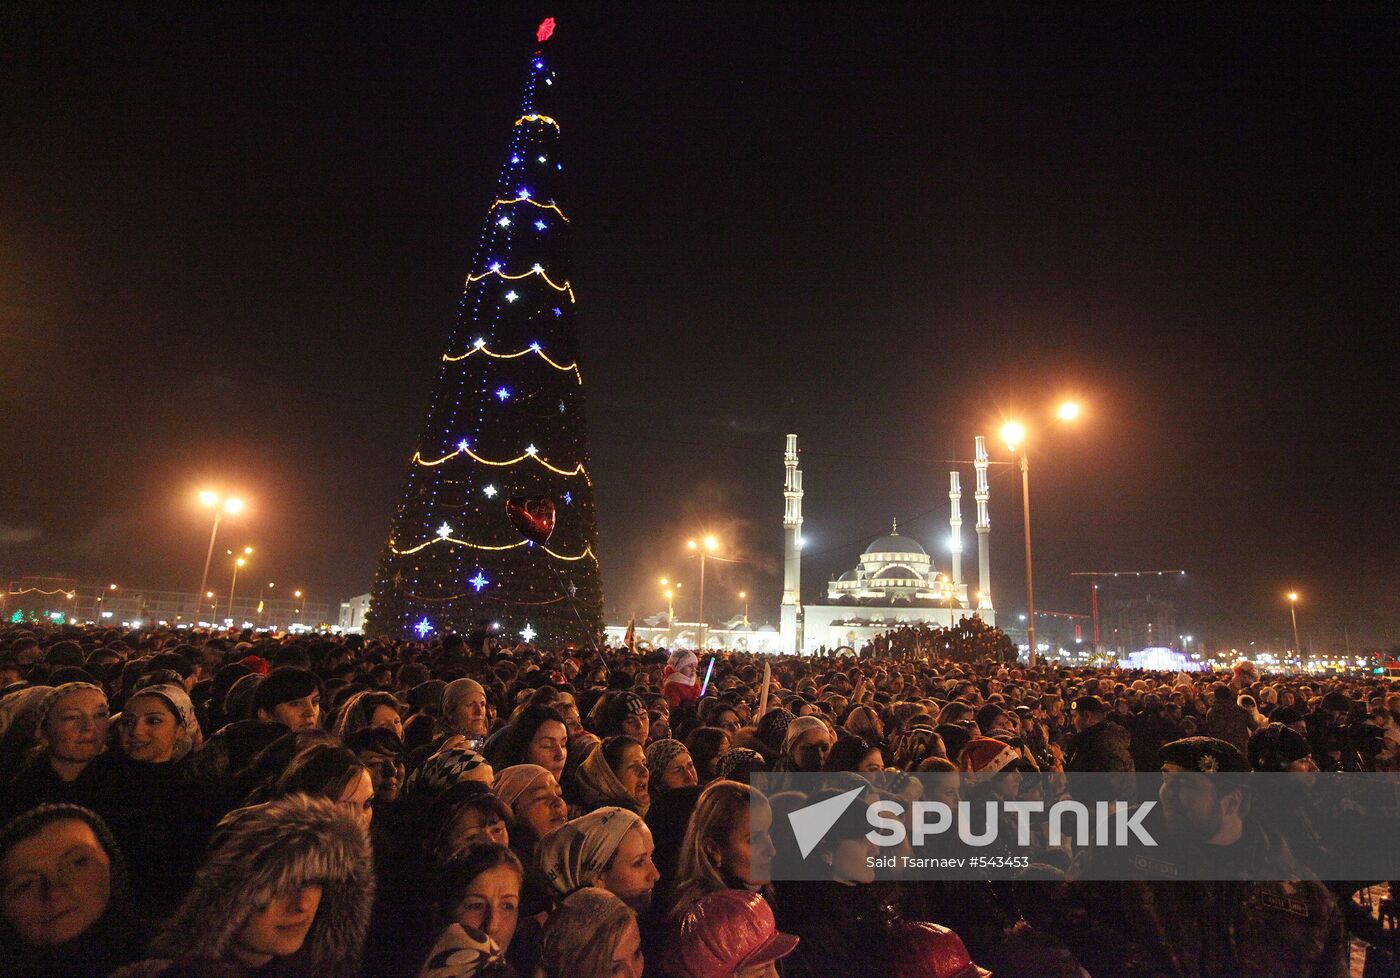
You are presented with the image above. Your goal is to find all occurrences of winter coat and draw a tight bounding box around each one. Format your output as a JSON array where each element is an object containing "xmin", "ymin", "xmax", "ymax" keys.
[
  {"xmin": 111, "ymin": 793, "xmax": 374, "ymax": 978},
  {"xmin": 1202, "ymin": 702, "xmax": 1256, "ymax": 756},
  {"xmin": 1065, "ymin": 719, "xmax": 1134, "ymax": 773},
  {"xmin": 774, "ymin": 879, "xmax": 901, "ymax": 978}
]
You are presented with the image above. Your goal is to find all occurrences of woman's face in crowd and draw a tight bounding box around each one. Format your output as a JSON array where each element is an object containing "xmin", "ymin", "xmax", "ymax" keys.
[
  {"xmin": 120, "ymin": 694, "xmax": 179, "ymax": 764},
  {"xmin": 609, "ymin": 918, "xmax": 644, "ymax": 978},
  {"xmin": 450, "ymin": 808, "xmax": 509, "ymax": 855},
  {"xmin": 518, "ymin": 773, "xmax": 568, "ymax": 838},
  {"xmin": 557, "ymin": 703, "xmax": 585, "ymax": 739},
  {"xmin": 926, "ymin": 772, "xmax": 961, "ymax": 809},
  {"xmin": 44, "ymin": 690, "xmax": 109, "ymax": 765},
  {"xmin": 359, "ymin": 752, "xmax": 404, "ymax": 802},
  {"xmin": 451, "ymin": 689, "xmax": 489, "ymax": 738},
  {"xmin": 660, "ymin": 750, "xmax": 698, "ymax": 789},
  {"xmin": 1, "ymin": 819, "xmax": 111, "ymax": 947},
  {"xmin": 615, "ymin": 742, "xmax": 650, "ymax": 810},
  {"xmin": 601, "ymin": 824, "xmax": 660, "ymax": 912},
  {"xmin": 714, "ymin": 800, "xmax": 775, "ymax": 885},
  {"xmin": 232, "ymin": 884, "xmax": 322, "ymax": 966},
  {"xmin": 792, "ymin": 728, "xmax": 832, "ymax": 772},
  {"xmin": 527, "ymin": 720, "xmax": 568, "ymax": 779},
  {"xmin": 828, "ymin": 837, "xmax": 878, "ymax": 884},
  {"xmin": 269, "ymin": 692, "xmax": 321, "ymax": 732},
  {"xmin": 857, "ymin": 748, "xmax": 885, "ymax": 773},
  {"xmin": 339, "ymin": 769, "xmax": 375, "ymax": 830},
  {"xmin": 715, "ymin": 709, "xmax": 742, "ymax": 736},
  {"xmin": 453, "ymin": 864, "xmax": 520, "ymax": 953},
  {"xmin": 369, "ymin": 705, "xmax": 403, "ymax": 739},
  {"xmin": 620, "ymin": 708, "xmax": 649, "ymax": 745}
]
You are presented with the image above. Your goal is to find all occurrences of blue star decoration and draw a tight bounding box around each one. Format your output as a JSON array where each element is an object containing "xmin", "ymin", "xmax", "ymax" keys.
[
  {"xmin": 563, "ymin": 492, "xmax": 572, "ymax": 505},
  {"xmin": 495, "ymin": 386, "xmax": 512, "ymax": 401},
  {"xmin": 469, "ymin": 571, "xmax": 489, "ymax": 592},
  {"xmin": 414, "ymin": 618, "xmax": 434, "ymax": 638}
]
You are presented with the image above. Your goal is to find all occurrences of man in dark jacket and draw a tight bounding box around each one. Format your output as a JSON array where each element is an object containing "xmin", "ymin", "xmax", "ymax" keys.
[
  {"xmin": 1202, "ymin": 682, "xmax": 1255, "ymax": 755},
  {"xmin": 1065, "ymin": 696, "xmax": 1134, "ymax": 773}
]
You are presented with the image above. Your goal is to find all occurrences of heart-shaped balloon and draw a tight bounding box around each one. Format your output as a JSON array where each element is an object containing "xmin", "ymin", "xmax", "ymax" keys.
[{"xmin": 505, "ymin": 495, "xmax": 557, "ymax": 545}]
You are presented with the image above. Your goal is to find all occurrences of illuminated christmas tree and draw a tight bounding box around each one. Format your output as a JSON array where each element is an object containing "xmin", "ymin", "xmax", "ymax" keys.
[{"xmin": 367, "ymin": 18, "xmax": 603, "ymax": 645}]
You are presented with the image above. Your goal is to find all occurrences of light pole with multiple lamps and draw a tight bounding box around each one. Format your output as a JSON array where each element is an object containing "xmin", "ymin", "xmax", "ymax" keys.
[
  {"xmin": 1001, "ymin": 400, "xmax": 1080, "ymax": 668},
  {"xmin": 196, "ymin": 491, "xmax": 245, "ymax": 618}
]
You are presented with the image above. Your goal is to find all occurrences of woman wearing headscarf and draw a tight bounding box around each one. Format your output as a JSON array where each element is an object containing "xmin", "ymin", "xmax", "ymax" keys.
[
  {"xmin": 586, "ymin": 691, "xmax": 650, "ymax": 744},
  {"xmin": 332, "ymin": 690, "xmax": 404, "ymax": 742},
  {"xmin": 3, "ymin": 683, "xmax": 114, "ymax": 821},
  {"xmin": 101, "ymin": 683, "xmax": 207, "ymax": 921},
  {"xmin": 644, "ymin": 739, "xmax": 697, "ymax": 802},
  {"xmin": 536, "ymin": 888, "xmax": 642, "ymax": 978},
  {"xmin": 493, "ymin": 764, "xmax": 567, "ymax": 872},
  {"xmin": 572, "ymin": 735, "xmax": 650, "ymax": 816},
  {"xmin": 111, "ymin": 793, "xmax": 373, "ymax": 978},
  {"xmin": 0, "ymin": 804, "xmax": 146, "ymax": 978},
  {"xmin": 536, "ymin": 807, "xmax": 660, "ymax": 913}
]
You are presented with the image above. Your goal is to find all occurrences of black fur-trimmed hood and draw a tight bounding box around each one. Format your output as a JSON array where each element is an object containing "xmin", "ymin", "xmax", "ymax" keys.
[{"xmin": 149, "ymin": 793, "xmax": 373, "ymax": 977}]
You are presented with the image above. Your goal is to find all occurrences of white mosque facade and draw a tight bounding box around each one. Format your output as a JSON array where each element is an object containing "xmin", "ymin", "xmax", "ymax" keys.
[{"xmin": 781, "ymin": 434, "xmax": 997, "ymax": 655}]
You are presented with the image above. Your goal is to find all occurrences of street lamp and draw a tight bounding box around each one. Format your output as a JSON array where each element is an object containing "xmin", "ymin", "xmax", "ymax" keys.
[
  {"xmin": 1002, "ymin": 401, "xmax": 1081, "ymax": 668},
  {"xmin": 938, "ymin": 574, "xmax": 955, "ymax": 628},
  {"xmin": 687, "ymin": 535, "xmax": 720, "ymax": 647},
  {"xmin": 1287, "ymin": 592, "xmax": 1302, "ymax": 662},
  {"xmin": 293, "ymin": 589, "xmax": 305, "ymax": 622},
  {"xmin": 739, "ymin": 590, "xmax": 749, "ymax": 628},
  {"xmin": 226, "ymin": 547, "xmax": 252, "ymax": 619},
  {"xmin": 196, "ymin": 491, "xmax": 245, "ymax": 618}
]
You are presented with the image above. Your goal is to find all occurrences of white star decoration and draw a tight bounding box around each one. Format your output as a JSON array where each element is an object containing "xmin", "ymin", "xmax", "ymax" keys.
[
  {"xmin": 525, "ymin": 444, "xmax": 538, "ymax": 456},
  {"xmin": 520, "ymin": 623, "xmax": 537, "ymax": 643},
  {"xmin": 437, "ymin": 523, "xmax": 453, "ymax": 540},
  {"xmin": 457, "ymin": 439, "xmax": 470, "ymax": 452},
  {"xmin": 483, "ymin": 484, "xmax": 498, "ymax": 498},
  {"xmin": 469, "ymin": 571, "xmax": 489, "ymax": 591}
]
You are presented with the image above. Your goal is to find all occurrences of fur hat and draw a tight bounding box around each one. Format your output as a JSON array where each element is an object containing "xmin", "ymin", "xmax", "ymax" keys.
[
  {"xmin": 1160, "ymin": 736, "xmax": 1249, "ymax": 774},
  {"xmin": 148, "ymin": 793, "xmax": 373, "ymax": 978}
]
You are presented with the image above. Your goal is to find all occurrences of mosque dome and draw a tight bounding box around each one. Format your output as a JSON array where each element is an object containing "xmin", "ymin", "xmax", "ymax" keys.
[
  {"xmin": 838, "ymin": 569, "xmax": 858, "ymax": 581},
  {"xmin": 863, "ymin": 534, "xmax": 926, "ymax": 556}
]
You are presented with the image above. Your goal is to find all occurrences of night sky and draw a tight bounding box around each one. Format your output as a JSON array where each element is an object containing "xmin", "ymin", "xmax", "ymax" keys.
[{"xmin": 3, "ymin": 4, "xmax": 1396, "ymax": 647}]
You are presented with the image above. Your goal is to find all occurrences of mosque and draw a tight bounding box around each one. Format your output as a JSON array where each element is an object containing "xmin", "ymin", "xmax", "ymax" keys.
[{"xmin": 781, "ymin": 434, "xmax": 997, "ymax": 654}]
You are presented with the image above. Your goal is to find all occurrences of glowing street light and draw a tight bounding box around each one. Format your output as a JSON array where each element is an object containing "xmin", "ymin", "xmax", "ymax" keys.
[
  {"xmin": 196, "ymin": 491, "xmax": 246, "ymax": 618},
  {"xmin": 1287, "ymin": 591, "xmax": 1303, "ymax": 662},
  {"xmin": 739, "ymin": 590, "xmax": 749, "ymax": 628},
  {"xmin": 686, "ymin": 535, "xmax": 723, "ymax": 646},
  {"xmin": 1002, "ymin": 401, "xmax": 1083, "ymax": 666},
  {"xmin": 227, "ymin": 549, "xmax": 252, "ymax": 619}
]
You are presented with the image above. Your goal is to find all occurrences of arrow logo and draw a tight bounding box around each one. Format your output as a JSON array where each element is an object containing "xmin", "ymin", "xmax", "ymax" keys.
[{"xmin": 787, "ymin": 786, "xmax": 865, "ymax": 859}]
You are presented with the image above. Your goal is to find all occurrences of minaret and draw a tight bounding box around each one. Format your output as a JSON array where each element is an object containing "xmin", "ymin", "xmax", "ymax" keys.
[
  {"xmin": 974, "ymin": 436, "xmax": 993, "ymax": 612},
  {"xmin": 780, "ymin": 434, "xmax": 804, "ymax": 655},
  {"xmin": 948, "ymin": 471, "xmax": 963, "ymax": 595}
]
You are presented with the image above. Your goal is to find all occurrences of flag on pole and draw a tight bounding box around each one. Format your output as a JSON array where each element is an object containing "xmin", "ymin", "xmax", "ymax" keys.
[{"xmin": 624, "ymin": 616, "xmax": 636, "ymax": 653}]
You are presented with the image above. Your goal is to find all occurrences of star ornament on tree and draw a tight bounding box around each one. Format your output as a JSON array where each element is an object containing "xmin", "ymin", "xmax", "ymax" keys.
[
  {"xmin": 437, "ymin": 522, "xmax": 454, "ymax": 540},
  {"xmin": 469, "ymin": 571, "xmax": 489, "ymax": 592},
  {"xmin": 414, "ymin": 618, "xmax": 434, "ymax": 638},
  {"xmin": 520, "ymin": 623, "xmax": 537, "ymax": 643}
]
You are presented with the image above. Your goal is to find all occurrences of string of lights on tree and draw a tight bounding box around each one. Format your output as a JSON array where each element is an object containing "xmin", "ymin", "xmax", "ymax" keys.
[{"xmin": 367, "ymin": 17, "xmax": 604, "ymax": 645}]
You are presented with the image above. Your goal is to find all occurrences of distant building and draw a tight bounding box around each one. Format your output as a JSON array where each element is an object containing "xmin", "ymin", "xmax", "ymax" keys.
[
  {"xmin": 3, "ymin": 576, "xmax": 331, "ymax": 629},
  {"xmin": 1101, "ymin": 598, "xmax": 1177, "ymax": 656},
  {"xmin": 340, "ymin": 594, "xmax": 372, "ymax": 633}
]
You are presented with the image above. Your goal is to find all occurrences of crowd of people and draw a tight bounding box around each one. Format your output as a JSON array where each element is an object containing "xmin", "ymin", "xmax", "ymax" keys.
[{"xmin": 1, "ymin": 622, "xmax": 1396, "ymax": 978}]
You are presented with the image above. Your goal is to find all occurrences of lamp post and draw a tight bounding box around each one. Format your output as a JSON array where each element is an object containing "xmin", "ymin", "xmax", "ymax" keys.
[
  {"xmin": 1002, "ymin": 401, "xmax": 1080, "ymax": 668},
  {"xmin": 687, "ymin": 535, "xmax": 719, "ymax": 649},
  {"xmin": 939, "ymin": 574, "xmax": 955, "ymax": 628},
  {"xmin": 293, "ymin": 589, "xmax": 305, "ymax": 624},
  {"xmin": 1287, "ymin": 592, "xmax": 1302, "ymax": 664},
  {"xmin": 226, "ymin": 547, "xmax": 253, "ymax": 620},
  {"xmin": 739, "ymin": 590, "xmax": 749, "ymax": 629},
  {"xmin": 196, "ymin": 492, "xmax": 244, "ymax": 618}
]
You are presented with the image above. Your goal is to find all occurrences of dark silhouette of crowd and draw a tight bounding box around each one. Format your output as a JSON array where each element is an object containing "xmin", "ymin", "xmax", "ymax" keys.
[{"xmin": 1, "ymin": 623, "xmax": 1395, "ymax": 977}]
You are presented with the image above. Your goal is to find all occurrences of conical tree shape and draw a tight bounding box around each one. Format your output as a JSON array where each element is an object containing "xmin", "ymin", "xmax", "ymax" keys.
[{"xmin": 368, "ymin": 20, "xmax": 603, "ymax": 645}]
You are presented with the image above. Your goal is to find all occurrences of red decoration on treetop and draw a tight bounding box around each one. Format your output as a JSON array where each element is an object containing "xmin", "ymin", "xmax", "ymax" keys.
[{"xmin": 537, "ymin": 18, "xmax": 556, "ymax": 43}]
